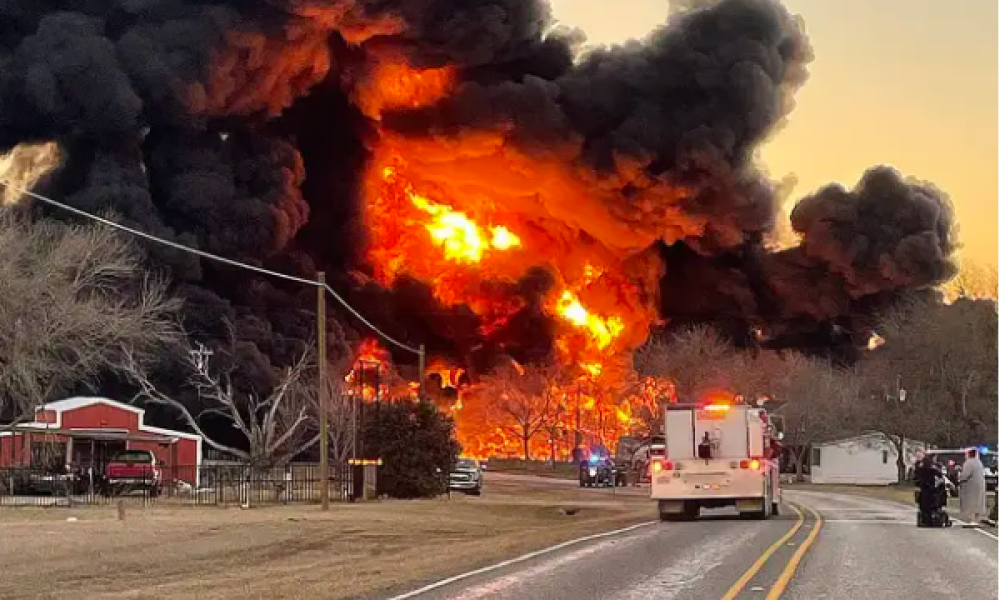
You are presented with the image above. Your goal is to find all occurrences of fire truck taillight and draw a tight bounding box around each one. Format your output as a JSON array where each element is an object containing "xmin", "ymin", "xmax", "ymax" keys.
[
  {"xmin": 738, "ymin": 459, "xmax": 762, "ymax": 470},
  {"xmin": 653, "ymin": 460, "xmax": 674, "ymax": 472}
]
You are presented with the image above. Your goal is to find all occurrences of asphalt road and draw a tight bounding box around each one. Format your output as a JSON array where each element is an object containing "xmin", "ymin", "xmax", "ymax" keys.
[
  {"xmin": 783, "ymin": 490, "xmax": 998, "ymax": 600},
  {"xmin": 387, "ymin": 486, "xmax": 998, "ymax": 600}
]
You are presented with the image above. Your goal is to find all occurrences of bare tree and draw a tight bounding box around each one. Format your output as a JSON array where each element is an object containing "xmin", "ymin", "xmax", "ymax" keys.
[
  {"xmin": 633, "ymin": 326, "xmax": 737, "ymax": 401},
  {"xmin": 633, "ymin": 325, "xmax": 780, "ymax": 403},
  {"xmin": 481, "ymin": 361, "xmax": 568, "ymax": 460},
  {"xmin": 122, "ymin": 333, "xmax": 322, "ymax": 467},
  {"xmin": 614, "ymin": 375, "xmax": 674, "ymax": 437},
  {"xmin": 311, "ymin": 371, "xmax": 355, "ymax": 464},
  {"xmin": 0, "ymin": 214, "xmax": 179, "ymax": 430},
  {"xmin": 943, "ymin": 259, "xmax": 998, "ymax": 301},
  {"xmin": 770, "ymin": 357, "xmax": 863, "ymax": 481},
  {"xmin": 860, "ymin": 297, "xmax": 998, "ymax": 476}
]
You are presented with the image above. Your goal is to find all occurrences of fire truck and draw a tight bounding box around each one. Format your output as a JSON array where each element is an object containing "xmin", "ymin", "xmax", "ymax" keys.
[{"xmin": 650, "ymin": 398, "xmax": 782, "ymax": 521}]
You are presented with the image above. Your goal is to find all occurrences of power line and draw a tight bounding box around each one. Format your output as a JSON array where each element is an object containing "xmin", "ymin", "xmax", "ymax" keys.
[
  {"xmin": 324, "ymin": 283, "xmax": 422, "ymax": 355},
  {"xmin": 0, "ymin": 179, "xmax": 424, "ymax": 357}
]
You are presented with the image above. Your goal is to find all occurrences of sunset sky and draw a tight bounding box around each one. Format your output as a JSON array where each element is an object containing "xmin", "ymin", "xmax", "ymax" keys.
[{"xmin": 549, "ymin": 0, "xmax": 998, "ymax": 266}]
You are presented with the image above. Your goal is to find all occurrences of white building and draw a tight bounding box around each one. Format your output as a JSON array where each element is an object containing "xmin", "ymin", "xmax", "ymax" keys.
[{"xmin": 809, "ymin": 432, "xmax": 929, "ymax": 485}]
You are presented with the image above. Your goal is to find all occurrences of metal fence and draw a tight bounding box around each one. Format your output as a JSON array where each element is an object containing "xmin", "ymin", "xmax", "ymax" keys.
[{"xmin": 0, "ymin": 463, "xmax": 355, "ymax": 508}]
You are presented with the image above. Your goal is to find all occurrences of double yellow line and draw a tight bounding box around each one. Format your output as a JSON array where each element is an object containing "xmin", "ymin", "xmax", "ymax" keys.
[{"xmin": 719, "ymin": 503, "xmax": 823, "ymax": 600}]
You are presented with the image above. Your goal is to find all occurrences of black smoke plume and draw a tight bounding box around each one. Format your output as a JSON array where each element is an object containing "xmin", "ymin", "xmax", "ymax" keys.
[{"xmin": 0, "ymin": 0, "xmax": 958, "ymax": 382}]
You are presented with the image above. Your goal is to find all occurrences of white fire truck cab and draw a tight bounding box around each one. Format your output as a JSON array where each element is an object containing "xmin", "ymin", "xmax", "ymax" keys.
[{"xmin": 650, "ymin": 399, "xmax": 782, "ymax": 521}]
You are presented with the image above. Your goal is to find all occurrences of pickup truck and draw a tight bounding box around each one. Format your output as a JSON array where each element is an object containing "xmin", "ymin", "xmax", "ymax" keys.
[
  {"xmin": 449, "ymin": 457, "xmax": 483, "ymax": 495},
  {"xmin": 104, "ymin": 450, "xmax": 162, "ymax": 497}
]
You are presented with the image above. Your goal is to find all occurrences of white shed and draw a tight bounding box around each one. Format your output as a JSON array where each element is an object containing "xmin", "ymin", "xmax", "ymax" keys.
[{"xmin": 809, "ymin": 433, "xmax": 929, "ymax": 485}]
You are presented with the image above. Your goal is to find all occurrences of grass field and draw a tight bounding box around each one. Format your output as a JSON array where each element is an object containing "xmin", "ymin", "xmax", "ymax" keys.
[
  {"xmin": 0, "ymin": 474, "xmax": 651, "ymax": 600},
  {"xmin": 486, "ymin": 459, "xmax": 579, "ymax": 480}
]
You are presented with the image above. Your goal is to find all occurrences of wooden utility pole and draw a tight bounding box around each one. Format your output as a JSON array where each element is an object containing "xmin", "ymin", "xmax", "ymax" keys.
[
  {"xmin": 317, "ymin": 271, "xmax": 329, "ymax": 511},
  {"xmin": 575, "ymin": 381, "xmax": 582, "ymax": 463},
  {"xmin": 418, "ymin": 344, "xmax": 426, "ymax": 400}
]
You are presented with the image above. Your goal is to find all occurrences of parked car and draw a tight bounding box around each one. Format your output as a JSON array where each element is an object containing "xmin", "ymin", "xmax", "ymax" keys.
[
  {"xmin": 104, "ymin": 450, "xmax": 162, "ymax": 497},
  {"xmin": 983, "ymin": 452, "xmax": 997, "ymax": 492},
  {"xmin": 16, "ymin": 467, "xmax": 87, "ymax": 495},
  {"xmin": 449, "ymin": 457, "xmax": 483, "ymax": 495}
]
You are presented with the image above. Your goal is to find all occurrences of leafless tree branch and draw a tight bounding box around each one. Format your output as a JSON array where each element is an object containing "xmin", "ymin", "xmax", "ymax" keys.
[
  {"xmin": 121, "ymin": 329, "xmax": 330, "ymax": 467},
  {"xmin": 0, "ymin": 213, "xmax": 180, "ymax": 430}
]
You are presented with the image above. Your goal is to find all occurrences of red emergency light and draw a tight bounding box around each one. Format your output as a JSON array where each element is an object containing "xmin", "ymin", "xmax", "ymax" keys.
[{"xmin": 652, "ymin": 459, "xmax": 674, "ymax": 472}]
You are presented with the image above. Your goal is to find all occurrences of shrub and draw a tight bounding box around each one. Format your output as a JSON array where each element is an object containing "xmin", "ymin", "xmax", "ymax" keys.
[{"xmin": 363, "ymin": 399, "xmax": 459, "ymax": 498}]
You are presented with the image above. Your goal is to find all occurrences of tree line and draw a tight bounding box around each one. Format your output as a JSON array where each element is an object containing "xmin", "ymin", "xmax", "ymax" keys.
[
  {"xmin": 461, "ymin": 298, "xmax": 997, "ymax": 481},
  {"xmin": 0, "ymin": 213, "xmax": 995, "ymax": 486}
]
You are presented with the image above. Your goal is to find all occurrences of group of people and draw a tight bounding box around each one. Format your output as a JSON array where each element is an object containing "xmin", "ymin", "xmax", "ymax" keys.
[{"xmin": 914, "ymin": 447, "xmax": 990, "ymax": 527}]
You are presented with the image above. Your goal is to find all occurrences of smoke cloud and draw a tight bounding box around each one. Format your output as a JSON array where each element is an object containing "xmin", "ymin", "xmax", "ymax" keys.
[{"xmin": 0, "ymin": 0, "xmax": 958, "ymax": 376}]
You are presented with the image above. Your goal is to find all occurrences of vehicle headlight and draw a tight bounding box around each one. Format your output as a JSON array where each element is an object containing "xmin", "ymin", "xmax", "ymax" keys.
[{"xmin": 588, "ymin": 468, "xmax": 597, "ymax": 477}]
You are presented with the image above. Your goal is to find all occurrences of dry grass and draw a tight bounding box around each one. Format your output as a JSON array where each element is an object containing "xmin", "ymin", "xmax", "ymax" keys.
[
  {"xmin": 487, "ymin": 459, "xmax": 579, "ymax": 480},
  {"xmin": 0, "ymin": 476, "xmax": 652, "ymax": 600}
]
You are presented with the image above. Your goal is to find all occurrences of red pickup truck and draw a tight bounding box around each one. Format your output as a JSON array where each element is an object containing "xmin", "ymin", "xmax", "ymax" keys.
[{"xmin": 104, "ymin": 450, "xmax": 162, "ymax": 497}]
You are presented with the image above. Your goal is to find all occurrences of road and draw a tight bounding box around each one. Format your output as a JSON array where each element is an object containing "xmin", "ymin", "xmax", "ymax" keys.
[{"xmin": 387, "ymin": 485, "xmax": 998, "ymax": 600}]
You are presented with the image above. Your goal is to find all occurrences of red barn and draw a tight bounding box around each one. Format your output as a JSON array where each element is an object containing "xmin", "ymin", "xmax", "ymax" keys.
[{"xmin": 0, "ymin": 397, "xmax": 202, "ymax": 486}]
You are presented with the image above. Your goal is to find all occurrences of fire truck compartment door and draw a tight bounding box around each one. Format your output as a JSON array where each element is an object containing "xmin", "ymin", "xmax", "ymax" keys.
[{"xmin": 666, "ymin": 410, "xmax": 695, "ymax": 459}]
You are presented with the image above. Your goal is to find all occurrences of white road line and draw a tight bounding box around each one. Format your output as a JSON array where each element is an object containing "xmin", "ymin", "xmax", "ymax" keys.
[
  {"xmin": 946, "ymin": 517, "xmax": 1000, "ymax": 540},
  {"xmin": 974, "ymin": 528, "xmax": 999, "ymax": 541},
  {"xmin": 383, "ymin": 521, "xmax": 657, "ymax": 600}
]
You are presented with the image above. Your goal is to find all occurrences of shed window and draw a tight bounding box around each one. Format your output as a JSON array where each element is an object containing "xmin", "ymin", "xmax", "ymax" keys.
[
  {"xmin": 882, "ymin": 450, "xmax": 889, "ymax": 464},
  {"xmin": 811, "ymin": 447, "xmax": 821, "ymax": 467}
]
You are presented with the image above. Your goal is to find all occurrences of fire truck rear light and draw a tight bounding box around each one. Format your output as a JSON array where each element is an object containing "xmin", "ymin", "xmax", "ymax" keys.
[
  {"xmin": 661, "ymin": 461, "xmax": 674, "ymax": 471},
  {"xmin": 703, "ymin": 404, "xmax": 730, "ymax": 413},
  {"xmin": 749, "ymin": 459, "xmax": 761, "ymax": 470}
]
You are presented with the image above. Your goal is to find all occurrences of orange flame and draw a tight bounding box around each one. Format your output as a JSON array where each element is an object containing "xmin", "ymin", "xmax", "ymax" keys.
[
  {"xmin": 353, "ymin": 63, "xmax": 457, "ymax": 118},
  {"xmin": 409, "ymin": 188, "xmax": 522, "ymax": 263},
  {"xmin": 555, "ymin": 290, "xmax": 625, "ymax": 351},
  {"xmin": 357, "ymin": 63, "xmax": 670, "ymax": 458},
  {"xmin": 345, "ymin": 339, "xmax": 393, "ymax": 401}
]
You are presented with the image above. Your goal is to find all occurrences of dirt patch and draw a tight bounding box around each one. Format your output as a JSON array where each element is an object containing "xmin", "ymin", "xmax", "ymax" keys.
[{"xmin": 0, "ymin": 475, "xmax": 652, "ymax": 599}]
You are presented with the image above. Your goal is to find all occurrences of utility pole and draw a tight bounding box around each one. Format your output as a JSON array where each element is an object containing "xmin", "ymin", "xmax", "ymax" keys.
[
  {"xmin": 351, "ymin": 381, "xmax": 358, "ymax": 462},
  {"xmin": 358, "ymin": 363, "xmax": 366, "ymax": 459},
  {"xmin": 373, "ymin": 363, "xmax": 381, "ymax": 460},
  {"xmin": 417, "ymin": 344, "xmax": 426, "ymax": 400},
  {"xmin": 575, "ymin": 381, "xmax": 582, "ymax": 463},
  {"xmin": 317, "ymin": 272, "xmax": 329, "ymax": 511}
]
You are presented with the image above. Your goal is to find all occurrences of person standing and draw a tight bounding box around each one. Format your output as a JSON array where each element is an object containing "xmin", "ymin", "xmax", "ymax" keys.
[{"xmin": 958, "ymin": 447, "xmax": 987, "ymax": 526}]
